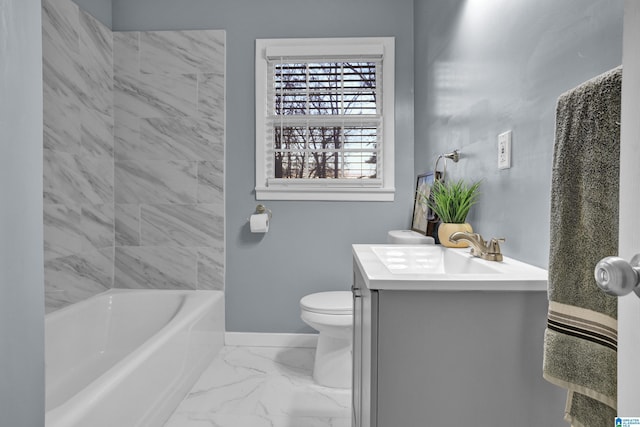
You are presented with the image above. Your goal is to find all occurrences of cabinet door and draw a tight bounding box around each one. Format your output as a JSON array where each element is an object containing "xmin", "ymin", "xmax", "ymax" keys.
[{"xmin": 352, "ymin": 262, "xmax": 377, "ymax": 427}]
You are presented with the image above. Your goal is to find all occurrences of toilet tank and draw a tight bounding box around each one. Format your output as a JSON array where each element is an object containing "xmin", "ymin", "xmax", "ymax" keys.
[{"xmin": 387, "ymin": 230, "xmax": 435, "ymax": 244}]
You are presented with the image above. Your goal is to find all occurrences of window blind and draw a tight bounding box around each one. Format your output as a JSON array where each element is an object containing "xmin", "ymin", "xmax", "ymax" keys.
[{"xmin": 266, "ymin": 58, "xmax": 383, "ymax": 184}]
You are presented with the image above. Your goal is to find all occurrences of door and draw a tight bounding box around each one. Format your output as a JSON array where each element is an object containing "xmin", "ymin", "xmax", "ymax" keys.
[{"xmin": 617, "ymin": 0, "xmax": 640, "ymax": 415}]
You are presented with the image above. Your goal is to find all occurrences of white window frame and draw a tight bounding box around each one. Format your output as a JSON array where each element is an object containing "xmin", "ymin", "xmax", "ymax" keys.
[{"xmin": 255, "ymin": 37, "xmax": 395, "ymax": 201}]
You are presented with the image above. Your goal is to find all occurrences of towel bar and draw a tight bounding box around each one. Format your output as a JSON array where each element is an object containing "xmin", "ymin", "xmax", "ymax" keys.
[
  {"xmin": 594, "ymin": 254, "xmax": 640, "ymax": 298},
  {"xmin": 433, "ymin": 149, "xmax": 460, "ymax": 181}
]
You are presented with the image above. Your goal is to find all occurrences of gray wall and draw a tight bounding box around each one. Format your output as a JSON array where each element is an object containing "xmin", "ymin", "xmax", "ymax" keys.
[
  {"xmin": 414, "ymin": 0, "xmax": 624, "ymax": 268},
  {"xmin": 110, "ymin": 0, "xmax": 624, "ymax": 332},
  {"xmin": 0, "ymin": 0, "xmax": 45, "ymax": 424},
  {"xmin": 73, "ymin": 0, "xmax": 112, "ymax": 28},
  {"xmin": 112, "ymin": 0, "xmax": 416, "ymax": 333}
]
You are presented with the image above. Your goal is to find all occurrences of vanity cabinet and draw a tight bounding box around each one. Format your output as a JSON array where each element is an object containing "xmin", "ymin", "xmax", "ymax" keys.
[{"xmin": 351, "ymin": 246, "xmax": 565, "ymax": 427}]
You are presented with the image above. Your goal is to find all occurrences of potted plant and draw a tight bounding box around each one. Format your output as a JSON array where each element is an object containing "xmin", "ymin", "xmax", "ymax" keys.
[{"xmin": 426, "ymin": 179, "xmax": 481, "ymax": 248}]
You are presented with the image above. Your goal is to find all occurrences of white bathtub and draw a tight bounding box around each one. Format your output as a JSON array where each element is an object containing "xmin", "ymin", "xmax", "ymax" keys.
[{"xmin": 45, "ymin": 289, "xmax": 224, "ymax": 427}]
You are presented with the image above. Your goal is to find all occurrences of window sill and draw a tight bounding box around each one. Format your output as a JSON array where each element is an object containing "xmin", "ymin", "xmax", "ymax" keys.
[{"xmin": 255, "ymin": 186, "xmax": 395, "ymax": 201}]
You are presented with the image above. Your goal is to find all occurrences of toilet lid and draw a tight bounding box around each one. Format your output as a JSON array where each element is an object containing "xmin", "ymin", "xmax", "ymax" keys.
[{"xmin": 300, "ymin": 291, "xmax": 353, "ymax": 315}]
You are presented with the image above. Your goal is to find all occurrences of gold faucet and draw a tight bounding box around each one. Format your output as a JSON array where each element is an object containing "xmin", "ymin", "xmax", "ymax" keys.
[{"xmin": 448, "ymin": 231, "xmax": 505, "ymax": 262}]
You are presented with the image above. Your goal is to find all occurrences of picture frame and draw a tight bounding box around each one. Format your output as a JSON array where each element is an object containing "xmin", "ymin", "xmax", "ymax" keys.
[{"xmin": 411, "ymin": 171, "xmax": 440, "ymax": 235}]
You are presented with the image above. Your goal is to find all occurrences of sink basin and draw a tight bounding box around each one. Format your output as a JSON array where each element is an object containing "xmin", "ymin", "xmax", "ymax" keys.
[
  {"xmin": 371, "ymin": 245, "xmax": 500, "ymax": 275},
  {"xmin": 352, "ymin": 244, "xmax": 548, "ymax": 291}
]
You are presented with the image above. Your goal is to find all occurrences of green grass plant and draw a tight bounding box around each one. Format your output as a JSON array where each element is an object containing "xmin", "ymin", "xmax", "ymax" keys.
[{"xmin": 426, "ymin": 179, "xmax": 481, "ymax": 224}]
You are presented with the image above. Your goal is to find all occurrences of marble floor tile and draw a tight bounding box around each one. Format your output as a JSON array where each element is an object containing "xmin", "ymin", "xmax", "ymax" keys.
[{"xmin": 164, "ymin": 346, "xmax": 351, "ymax": 427}]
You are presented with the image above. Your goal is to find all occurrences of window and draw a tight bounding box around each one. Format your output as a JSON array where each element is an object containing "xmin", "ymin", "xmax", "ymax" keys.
[{"xmin": 255, "ymin": 37, "xmax": 395, "ymax": 201}]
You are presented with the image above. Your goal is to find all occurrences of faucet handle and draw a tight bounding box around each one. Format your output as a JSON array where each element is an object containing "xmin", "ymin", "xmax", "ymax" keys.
[{"xmin": 488, "ymin": 238, "xmax": 505, "ymax": 254}]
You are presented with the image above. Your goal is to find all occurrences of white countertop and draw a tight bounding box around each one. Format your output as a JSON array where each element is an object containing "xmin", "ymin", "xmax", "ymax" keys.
[{"xmin": 352, "ymin": 244, "xmax": 548, "ymax": 291}]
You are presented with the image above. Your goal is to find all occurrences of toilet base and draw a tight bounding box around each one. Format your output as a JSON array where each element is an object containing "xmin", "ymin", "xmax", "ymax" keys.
[{"xmin": 313, "ymin": 333, "xmax": 352, "ymax": 388}]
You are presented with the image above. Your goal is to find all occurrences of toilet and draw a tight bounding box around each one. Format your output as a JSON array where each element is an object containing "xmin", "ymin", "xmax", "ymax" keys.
[
  {"xmin": 299, "ymin": 231, "xmax": 435, "ymax": 388},
  {"xmin": 300, "ymin": 291, "xmax": 353, "ymax": 388}
]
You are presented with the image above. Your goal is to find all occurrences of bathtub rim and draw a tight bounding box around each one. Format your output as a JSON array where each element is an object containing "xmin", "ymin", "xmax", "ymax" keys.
[
  {"xmin": 44, "ymin": 288, "xmax": 218, "ymax": 321},
  {"xmin": 45, "ymin": 288, "xmax": 224, "ymax": 426}
]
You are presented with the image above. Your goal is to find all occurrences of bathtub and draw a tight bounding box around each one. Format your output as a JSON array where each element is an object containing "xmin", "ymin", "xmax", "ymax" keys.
[{"xmin": 45, "ymin": 289, "xmax": 224, "ymax": 427}]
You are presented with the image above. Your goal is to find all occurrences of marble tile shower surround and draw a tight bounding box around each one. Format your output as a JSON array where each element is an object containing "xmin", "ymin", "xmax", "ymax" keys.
[
  {"xmin": 113, "ymin": 30, "xmax": 225, "ymax": 292},
  {"xmin": 42, "ymin": 0, "xmax": 225, "ymax": 312},
  {"xmin": 43, "ymin": 0, "xmax": 115, "ymax": 312}
]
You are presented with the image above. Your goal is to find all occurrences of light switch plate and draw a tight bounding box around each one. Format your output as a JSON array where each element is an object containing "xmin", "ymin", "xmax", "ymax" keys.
[{"xmin": 498, "ymin": 131, "xmax": 512, "ymax": 170}]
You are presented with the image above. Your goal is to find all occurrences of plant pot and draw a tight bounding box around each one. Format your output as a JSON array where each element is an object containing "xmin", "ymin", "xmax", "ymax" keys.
[{"xmin": 438, "ymin": 223, "xmax": 473, "ymax": 248}]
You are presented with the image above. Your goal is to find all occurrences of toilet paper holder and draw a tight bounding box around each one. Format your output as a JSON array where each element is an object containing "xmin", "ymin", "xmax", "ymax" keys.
[
  {"xmin": 248, "ymin": 204, "xmax": 272, "ymax": 233},
  {"xmin": 255, "ymin": 204, "xmax": 272, "ymax": 219}
]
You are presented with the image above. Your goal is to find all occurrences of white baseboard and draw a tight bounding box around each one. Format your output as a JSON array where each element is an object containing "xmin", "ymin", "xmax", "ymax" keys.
[{"xmin": 225, "ymin": 332, "xmax": 318, "ymax": 348}]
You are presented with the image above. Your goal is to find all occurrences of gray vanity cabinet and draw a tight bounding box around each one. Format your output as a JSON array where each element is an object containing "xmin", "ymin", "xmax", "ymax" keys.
[{"xmin": 351, "ymin": 257, "xmax": 563, "ymax": 427}]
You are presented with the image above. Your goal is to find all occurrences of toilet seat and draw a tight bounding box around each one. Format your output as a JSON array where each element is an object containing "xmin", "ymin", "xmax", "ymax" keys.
[{"xmin": 300, "ymin": 291, "xmax": 352, "ymax": 315}]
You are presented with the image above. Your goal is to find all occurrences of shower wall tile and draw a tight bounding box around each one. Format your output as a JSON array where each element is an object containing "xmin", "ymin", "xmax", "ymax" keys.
[
  {"xmin": 117, "ymin": 117, "xmax": 222, "ymax": 161},
  {"xmin": 113, "ymin": 29, "xmax": 225, "ymax": 292},
  {"xmin": 139, "ymin": 31, "xmax": 225, "ymax": 76},
  {"xmin": 139, "ymin": 117, "xmax": 223, "ymax": 160},
  {"xmin": 114, "ymin": 109, "xmax": 140, "ymax": 159},
  {"xmin": 42, "ymin": 0, "xmax": 82, "ymax": 87},
  {"xmin": 43, "ymin": 4, "xmax": 225, "ymax": 308},
  {"xmin": 140, "ymin": 204, "xmax": 223, "ymax": 247},
  {"xmin": 198, "ymin": 73, "xmax": 225, "ymax": 122},
  {"xmin": 115, "ymin": 246, "xmax": 197, "ymax": 290},
  {"xmin": 43, "ymin": 98, "xmax": 82, "ymax": 154},
  {"xmin": 78, "ymin": 10, "xmax": 112, "ymax": 73},
  {"xmin": 78, "ymin": 10, "xmax": 113, "ymax": 116},
  {"xmin": 42, "ymin": 0, "xmax": 83, "ymax": 155},
  {"xmin": 44, "ymin": 204, "xmax": 83, "ymax": 261},
  {"xmin": 42, "ymin": 0, "xmax": 82, "ymax": 104},
  {"xmin": 43, "ymin": 0, "xmax": 114, "ymax": 312},
  {"xmin": 114, "ymin": 72, "xmax": 198, "ymax": 119},
  {"xmin": 45, "ymin": 290, "xmax": 72, "ymax": 314},
  {"xmin": 43, "ymin": 152, "xmax": 114, "ymax": 206},
  {"xmin": 42, "ymin": 0, "xmax": 79, "ymax": 52},
  {"xmin": 42, "ymin": 34, "xmax": 83, "ymax": 92},
  {"xmin": 81, "ymin": 108, "xmax": 114, "ymax": 157},
  {"xmin": 115, "ymin": 204, "xmax": 140, "ymax": 247},
  {"xmin": 196, "ymin": 247, "xmax": 225, "ymax": 291},
  {"xmin": 81, "ymin": 203, "xmax": 115, "ymax": 250},
  {"xmin": 197, "ymin": 161, "xmax": 224, "ymax": 204},
  {"xmin": 113, "ymin": 32, "xmax": 139, "ymax": 76},
  {"xmin": 77, "ymin": 156, "xmax": 114, "ymax": 204},
  {"xmin": 42, "ymin": 45, "xmax": 84, "ymax": 110},
  {"xmin": 45, "ymin": 248, "xmax": 113, "ymax": 305},
  {"xmin": 115, "ymin": 160, "xmax": 198, "ymax": 204},
  {"xmin": 44, "ymin": 151, "xmax": 100, "ymax": 205},
  {"xmin": 44, "ymin": 203, "xmax": 113, "ymax": 260}
]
